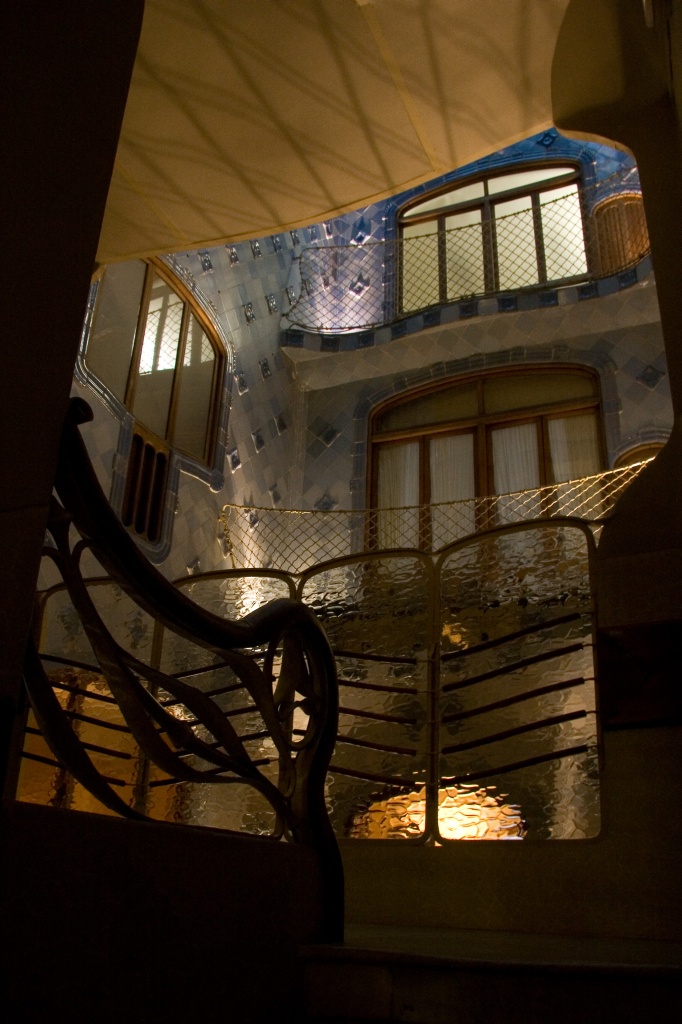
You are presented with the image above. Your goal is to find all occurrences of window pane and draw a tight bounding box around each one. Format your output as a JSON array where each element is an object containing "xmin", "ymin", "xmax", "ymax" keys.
[
  {"xmin": 173, "ymin": 316, "xmax": 217, "ymax": 460},
  {"xmin": 401, "ymin": 222, "xmax": 440, "ymax": 311},
  {"xmin": 492, "ymin": 422, "xmax": 541, "ymax": 523},
  {"xmin": 376, "ymin": 442, "xmax": 420, "ymax": 547},
  {"xmin": 376, "ymin": 384, "xmax": 478, "ymax": 434},
  {"xmin": 495, "ymin": 196, "xmax": 539, "ymax": 289},
  {"xmin": 548, "ymin": 414, "xmax": 602, "ymax": 516},
  {"xmin": 445, "ymin": 209, "xmax": 485, "ymax": 298},
  {"xmin": 487, "ymin": 166, "xmax": 575, "ymax": 195},
  {"xmin": 86, "ymin": 261, "xmax": 146, "ymax": 401},
  {"xmin": 402, "ymin": 181, "xmax": 485, "ymax": 218},
  {"xmin": 540, "ymin": 185, "xmax": 587, "ymax": 280},
  {"xmin": 484, "ymin": 373, "xmax": 595, "ymax": 414},
  {"xmin": 132, "ymin": 274, "xmax": 184, "ymax": 440},
  {"xmin": 429, "ymin": 433, "xmax": 476, "ymax": 543},
  {"xmin": 547, "ymin": 414, "xmax": 600, "ymax": 483}
]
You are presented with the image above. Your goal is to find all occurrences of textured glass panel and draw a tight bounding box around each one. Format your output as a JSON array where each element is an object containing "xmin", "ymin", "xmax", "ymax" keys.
[
  {"xmin": 487, "ymin": 167, "xmax": 575, "ymax": 194},
  {"xmin": 375, "ymin": 384, "xmax": 478, "ymax": 434},
  {"xmin": 132, "ymin": 274, "xmax": 184, "ymax": 439},
  {"xmin": 445, "ymin": 210, "xmax": 485, "ymax": 298},
  {"xmin": 540, "ymin": 185, "xmax": 588, "ymax": 280},
  {"xmin": 86, "ymin": 261, "xmax": 146, "ymax": 401},
  {"xmin": 302, "ymin": 555, "xmax": 430, "ymax": 838},
  {"xmin": 174, "ymin": 315, "xmax": 216, "ymax": 461},
  {"xmin": 495, "ymin": 196, "xmax": 538, "ymax": 289},
  {"xmin": 401, "ymin": 222, "xmax": 439, "ymax": 311},
  {"xmin": 402, "ymin": 181, "xmax": 485, "ymax": 218},
  {"xmin": 484, "ymin": 373, "xmax": 595, "ymax": 414},
  {"xmin": 438, "ymin": 524, "xmax": 599, "ymax": 840}
]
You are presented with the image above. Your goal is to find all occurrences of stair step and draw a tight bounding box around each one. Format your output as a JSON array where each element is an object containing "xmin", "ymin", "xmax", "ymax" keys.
[{"xmin": 302, "ymin": 926, "xmax": 682, "ymax": 1023}]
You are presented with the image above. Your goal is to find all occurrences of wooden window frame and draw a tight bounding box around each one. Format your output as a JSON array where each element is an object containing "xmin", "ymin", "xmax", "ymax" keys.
[
  {"xmin": 368, "ymin": 367, "xmax": 606, "ymax": 545},
  {"xmin": 398, "ymin": 163, "xmax": 588, "ymax": 312},
  {"xmin": 122, "ymin": 259, "xmax": 225, "ymax": 466}
]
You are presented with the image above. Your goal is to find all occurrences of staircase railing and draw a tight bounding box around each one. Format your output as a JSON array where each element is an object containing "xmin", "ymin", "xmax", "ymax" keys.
[{"xmin": 20, "ymin": 398, "xmax": 343, "ymax": 940}]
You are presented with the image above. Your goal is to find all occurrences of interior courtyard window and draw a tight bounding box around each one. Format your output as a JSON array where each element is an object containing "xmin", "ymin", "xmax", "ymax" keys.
[
  {"xmin": 85, "ymin": 260, "xmax": 225, "ymax": 541},
  {"xmin": 399, "ymin": 165, "xmax": 588, "ymax": 313},
  {"xmin": 369, "ymin": 369, "xmax": 604, "ymax": 547}
]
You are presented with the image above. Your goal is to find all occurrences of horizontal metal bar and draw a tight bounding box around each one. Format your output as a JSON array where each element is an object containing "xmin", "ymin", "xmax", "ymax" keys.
[
  {"xmin": 338, "ymin": 678, "xmax": 419, "ymax": 695},
  {"xmin": 334, "ymin": 648, "xmax": 418, "ymax": 665},
  {"xmin": 442, "ymin": 676, "xmax": 586, "ymax": 724},
  {"xmin": 328, "ymin": 764, "xmax": 421, "ymax": 787},
  {"xmin": 40, "ymin": 653, "xmax": 103, "ymax": 675},
  {"xmin": 442, "ymin": 642, "xmax": 585, "ymax": 692},
  {"xmin": 440, "ymin": 612, "xmax": 583, "ymax": 663},
  {"xmin": 63, "ymin": 710, "xmax": 131, "ymax": 733},
  {"xmin": 441, "ymin": 709, "xmax": 588, "ymax": 755},
  {"xmin": 50, "ymin": 681, "xmax": 117, "ymax": 705},
  {"xmin": 20, "ymin": 751, "xmax": 62, "ymax": 769},
  {"xmin": 440, "ymin": 743, "xmax": 592, "ymax": 786},
  {"xmin": 335, "ymin": 735, "xmax": 418, "ymax": 756},
  {"xmin": 25, "ymin": 726, "xmax": 133, "ymax": 761},
  {"xmin": 338, "ymin": 705, "xmax": 417, "ymax": 725}
]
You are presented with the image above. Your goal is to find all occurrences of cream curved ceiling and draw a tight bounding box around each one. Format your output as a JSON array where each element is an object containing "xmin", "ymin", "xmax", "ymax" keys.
[{"xmin": 98, "ymin": 0, "xmax": 571, "ymax": 262}]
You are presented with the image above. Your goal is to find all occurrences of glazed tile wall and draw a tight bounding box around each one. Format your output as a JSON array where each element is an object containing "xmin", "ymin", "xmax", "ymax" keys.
[{"xmin": 70, "ymin": 134, "xmax": 670, "ymax": 582}]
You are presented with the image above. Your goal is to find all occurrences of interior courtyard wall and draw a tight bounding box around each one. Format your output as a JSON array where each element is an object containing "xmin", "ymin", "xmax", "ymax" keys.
[{"xmin": 68, "ymin": 133, "xmax": 671, "ymax": 581}]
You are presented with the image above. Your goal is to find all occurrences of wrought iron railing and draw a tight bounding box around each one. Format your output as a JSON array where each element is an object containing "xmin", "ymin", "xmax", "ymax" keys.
[
  {"xmin": 25, "ymin": 522, "xmax": 600, "ymax": 844},
  {"xmin": 285, "ymin": 167, "xmax": 648, "ymax": 333},
  {"xmin": 220, "ymin": 461, "xmax": 650, "ymax": 575},
  {"xmin": 19, "ymin": 399, "xmax": 342, "ymax": 939}
]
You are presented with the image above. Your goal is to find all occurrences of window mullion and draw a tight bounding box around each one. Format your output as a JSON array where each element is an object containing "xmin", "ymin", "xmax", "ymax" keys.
[
  {"xmin": 165, "ymin": 302, "xmax": 190, "ymax": 446},
  {"xmin": 483, "ymin": 200, "xmax": 498, "ymax": 293},
  {"xmin": 437, "ymin": 215, "xmax": 447, "ymax": 304},
  {"xmin": 532, "ymin": 192, "xmax": 547, "ymax": 284},
  {"xmin": 124, "ymin": 267, "xmax": 154, "ymax": 411}
]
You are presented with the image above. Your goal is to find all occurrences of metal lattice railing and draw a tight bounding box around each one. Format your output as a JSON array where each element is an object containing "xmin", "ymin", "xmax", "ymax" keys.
[
  {"xmin": 220, "ymin": 461, "xmax": 650, "ymax": 575},
  {"xmin": 286, "ymin": 167, "xmax": 648, "ymax": 333}
]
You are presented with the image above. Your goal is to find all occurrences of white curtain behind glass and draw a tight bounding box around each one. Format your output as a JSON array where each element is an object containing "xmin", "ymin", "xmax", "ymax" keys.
[
  {"xmin": 492, "ymin": 422, "xmax": 541, "ymax": 523},
  {"xmin": 548, "ymin": 414, "xmax": 601, "ymax": 515},
  {"xmin": 429, "ymin": 433, "xmax": 476, "ymax": 545},
  {"xmin": 376, "ymin": 442, "xmax": 420, "ymax": 548}
]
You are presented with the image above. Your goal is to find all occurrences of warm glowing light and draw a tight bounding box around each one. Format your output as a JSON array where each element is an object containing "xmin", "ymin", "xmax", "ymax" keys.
[{"xmin": 351, "ymin": 783, "xmax": 525, "ymax": 840}]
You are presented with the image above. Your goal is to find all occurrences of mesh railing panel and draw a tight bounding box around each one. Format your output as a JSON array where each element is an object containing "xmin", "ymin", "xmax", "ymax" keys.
[
  {"xmin": 221, "ymin": 461, "xmax": 649, "ymax": 574},
  {"xmin": 287, "ymin": 168, "xmax": 648, "ymax": 333}
]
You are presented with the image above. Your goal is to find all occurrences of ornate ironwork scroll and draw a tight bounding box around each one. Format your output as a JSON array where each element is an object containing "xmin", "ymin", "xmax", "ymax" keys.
[{"xmin": 23, "ymin": 398, "xmax": 342, "ymax": 941}]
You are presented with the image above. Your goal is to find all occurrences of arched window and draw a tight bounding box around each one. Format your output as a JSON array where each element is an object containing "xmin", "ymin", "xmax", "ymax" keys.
[
  {"xmin": 85, "ymin": 259, "xmax": 225, "ymax": 542},
  {"xmin": 369, "ymin": 368, "xmax": 605, "ymax": 547},
  {"xmin": 399, "ymin": 164, "xmax": 588, "ymax": 312}
]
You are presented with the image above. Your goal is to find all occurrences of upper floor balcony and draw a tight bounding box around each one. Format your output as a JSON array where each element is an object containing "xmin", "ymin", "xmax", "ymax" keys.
[{"xmin": 283, "ymin": 165, "xmax": 649, "ymax": 337}]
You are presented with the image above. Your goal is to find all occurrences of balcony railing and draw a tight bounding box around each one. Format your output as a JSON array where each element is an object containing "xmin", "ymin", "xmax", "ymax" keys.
[
  {"xmin": 285, "ymin": 167, "xmax": 648, "ymax": 334},
  {"xmin": 220, "ymin": 461, "xmax": 650, "ymax": 575}
]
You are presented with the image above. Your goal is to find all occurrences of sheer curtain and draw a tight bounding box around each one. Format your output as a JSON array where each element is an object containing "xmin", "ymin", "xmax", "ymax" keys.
[
  {"xmin": 492, "ymin": 422, "xmax": 541, "ymax": 523},
  {"xmin": 548, "ymin": 414, "xmax": 601, "ymax": 516},
  {"xmin": 429, "ymin": 433, "xmax": 475, "ymax": 545},
  {"xmin": 376, "ymin": 442, "xmax": 420, "ymax": 548}
]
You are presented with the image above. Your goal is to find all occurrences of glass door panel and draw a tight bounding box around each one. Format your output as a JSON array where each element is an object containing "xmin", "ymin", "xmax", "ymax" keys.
[
  {"xmin": 445, "ymin": 209, "xmax": 485, "ymax": 299},
  {"xmin": 376, "ymin": 442, "xmax": 420, "ymax": 548},
  {"xmin": 491, "ymin": 422, "xmax": 541, "ymax": 522},
  {"xmin": 548, "ymin": 413, "xmax": 602, "ymax": 516},
  {"xmin": 429, "ymin": 433, "xmax": 476, "ymax": 545},
  {"xmin": 495, "ymin": 196, "xmax": 538, "ymax": 290}
]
